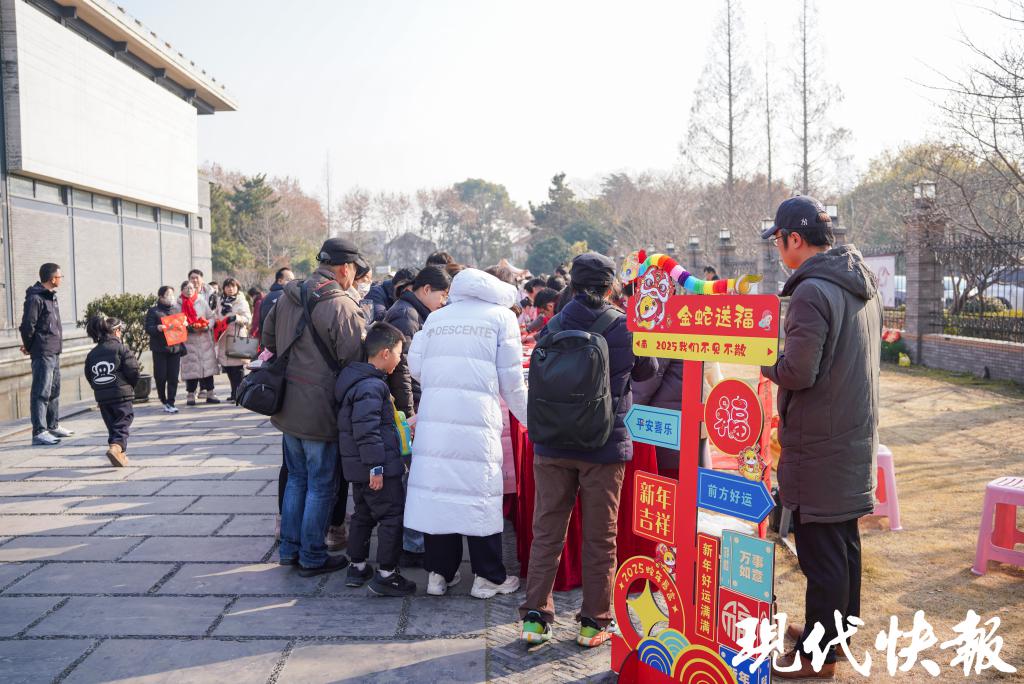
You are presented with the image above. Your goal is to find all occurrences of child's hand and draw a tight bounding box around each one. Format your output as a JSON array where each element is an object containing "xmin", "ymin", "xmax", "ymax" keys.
[
  {"xmin": 369, "ymin": 474, "xmax": 383, "ymax": 490},
  {"xmin": 158, "ymin": 324, "xmax": 166, "ymax": 331}
]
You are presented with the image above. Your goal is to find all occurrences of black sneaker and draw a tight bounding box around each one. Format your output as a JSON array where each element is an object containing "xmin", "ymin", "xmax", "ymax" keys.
[
  {"xmin": 368, "ymin": 569, "xmax": 416, "ymax": 597},
  {"xmin": 279, "ymin": 556, "xmax": 297, "ymax": 566},
  {"xmin": 298, "ymin": 554, "xmax": 350, "ymax": 577},
  {"xmin": 345, "ymin": 563, "xmax": 374, "ymax": 587},
  {"xmin": 205, "ymin": 395, "xmax": 222, "ymax": 404}
]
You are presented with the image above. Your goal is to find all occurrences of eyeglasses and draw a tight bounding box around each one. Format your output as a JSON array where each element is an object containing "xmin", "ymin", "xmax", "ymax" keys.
[{"xmin": 770, "ymin": 231, "xmax": 790, "ymax": 247}]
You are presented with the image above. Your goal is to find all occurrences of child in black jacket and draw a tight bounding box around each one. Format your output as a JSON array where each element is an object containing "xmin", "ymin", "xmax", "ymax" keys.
[
  {"xmin": 84, "ymin": 316, "xmax": 140, "ymax": 467},
  {"xmin": 334, "ymin": 322, "xmax": 415, "ymax": 597}
]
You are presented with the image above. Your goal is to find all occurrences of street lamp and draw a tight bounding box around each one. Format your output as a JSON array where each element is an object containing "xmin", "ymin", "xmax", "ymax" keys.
[
  {"xmin": 719, "ymin": 229, "xmax": 731, "ymax": 243},
  {"xmin": 913, "ymin": 181, "xmax": 936, "ymax": 200},
  {"xmin": 760, "ymin": 218, "xmax": 773, "ymax": 235},
  {"xmin": 665, "ymin": 241, "xmax": 676, "ymax": 255},
  {"xmin": 688, "ymin": 235, "xmax": 699, "ymax": 248},
  {"xmin": 825, "ymin": 204, "xmax": 839, "ymax": 221}
]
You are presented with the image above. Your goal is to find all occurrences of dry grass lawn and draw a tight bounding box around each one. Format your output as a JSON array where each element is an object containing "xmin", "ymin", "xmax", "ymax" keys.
[{"xmin": 745, "ymin": 365, "xmax": 1024, "ymax": 682}]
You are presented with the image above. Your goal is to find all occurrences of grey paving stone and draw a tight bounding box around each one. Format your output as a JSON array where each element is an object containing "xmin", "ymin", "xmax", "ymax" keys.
[
  {"xmin": 125, "ymin": 467, "xmax": 236, "ymax": 481},
  {"xmin": 0, "ymin": 638, "xmax": 93, "ymax": 684},
  {"xmin": 69, "ymin": 496, "xmax": 196, "ymax": 515},
  {"xmin": 278, "ymin": 638, "xmax": 487, "ymax": 684},
  {"xmin": 216, "ymin": 514, "xmax": 276, "ymax": 536},
  {"xmin": 176, "ymin": 444, "xmax": 267, "ymax": 456},
  {"xmin": 157, "ymin": 479, "xmax": 266, "ymax": 496},
  {"xmin": 64, "ymin": 638, "xmax": 287, "ymax": 684},
  {"xmin": 0, "ymin": 496, "xmax": 88, "ymax": 513},
  {"xmin": 21, "ymin": 467, "xmax": 136, "ymax": 480},
  {"xmin": 0, "ymin": 468, "xmax": 38, "ymax": 481},
  {"xmin": 22, "ymin": 455, "xmax": 113, "ymax": 468},
  {"xmin": 185, "ymin": 496, "xmax": 278, "ymax": 514},
  {"xmin": 5, "ymin": 562, "xmax": 172, "ymax": 595},
  {"xmin": 121, "ymin": 536, "xmax": 276, "ymax": 562},
  {"xmin": 28, "ymin": 596, "xmax": 229, "ymax": 636},
  {"xmin": 0, "ymin": 562, "xmax": 40, "ymax": 590},
  {"xmin": 215, "ymin": 596, "xmax": 402, "ymax": 637},
  {"xmin": 0, "ymin": 536, "xmax": 140, "ymax": 562},
  {"xmin": 226, "ymin": 467, "xmax": 278, "ymax": 480},
  {"xmin": 405, "ymin": 596, "xmax": 486, "ymax": 636},
  {"xmin": 0, "ymin": 480, "xmax": 66, "ymax": 495},
  {"xmin": 94, "ymin": 514, "xmax": 228, "ymax": 536},
  {"xmin": 51, "ymin": 480, "xmax": 169, "ymax": 496},
  {"xmin": 158, "ymin": 562, "xmax": 320, "ymax": 595},
  {"xmin": 0, "ymin": 515, "xmax": 112, "ymax": 536},
  {"xmin": 0, "ymin": 596, "xmax": 64, "ymax": 635},
  {"xmin": 201, "ymin": 453, "xmax": 285, "ymax": 467}
]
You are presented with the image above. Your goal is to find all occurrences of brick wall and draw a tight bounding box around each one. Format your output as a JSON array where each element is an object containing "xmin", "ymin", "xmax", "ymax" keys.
[
  {"xmin": 123, "ymin": 222, "xmax": 163, "ymax": 294},
  {"xmin": 72, "ymin": 212, "xmax": 122, "ymax": 322},
  {"xmin": 916, "ymin": 334, "xmax": 1024, "ymax": 383}
]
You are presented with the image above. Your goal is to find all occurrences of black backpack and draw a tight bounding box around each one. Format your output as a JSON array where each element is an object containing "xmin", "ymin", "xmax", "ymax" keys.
[
  {"xmin": 527, "ymin": 308, "xmax": 623, "ymax": 450},
  {"xmin": 236, "ymin": 281, "xmax": 338, "ymax": 416}
]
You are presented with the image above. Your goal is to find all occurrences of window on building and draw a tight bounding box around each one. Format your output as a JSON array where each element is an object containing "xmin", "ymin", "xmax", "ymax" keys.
[
  {"xmin": 170, "ymin": 211, "xmax": 188, "ymax": 227},
  {"xmin": 92, "ymin": 194, "xmax": 115, "ymax": 214},
  {"xmin": 122, "ymin": 200, "xmax": 137, "ymax": 217},
  {"xmin": 9, "ymin": 176, "xmax": 34, "ymax": 198},
  {"xmin": 35, "ymin": 181, "xmax": 62, "ymax": 204},
  {"xmin": 72, "ymin": 189, "xmax": 92, "ymax": 209},
  {"xmin": 196, "ymin": 216, "xmax": 204, "ymax": 230},
  {"xmin": 138, "ymin": 204, "xmax": 157, "ymax": 222}
]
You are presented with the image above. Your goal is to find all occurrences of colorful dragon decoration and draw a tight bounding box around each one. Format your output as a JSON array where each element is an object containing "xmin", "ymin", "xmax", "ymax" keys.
[{"xmin": 620, "ymin": 249, "xmax": 762, "ymax": 295}]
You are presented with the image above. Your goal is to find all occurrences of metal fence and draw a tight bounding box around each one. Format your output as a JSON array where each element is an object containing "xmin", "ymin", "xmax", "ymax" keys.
[{"xmin": 932, "ymin": 232, "xmax": 1024, "ymax": 343}]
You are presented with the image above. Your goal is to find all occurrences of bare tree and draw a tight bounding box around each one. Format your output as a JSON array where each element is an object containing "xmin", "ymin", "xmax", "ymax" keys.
[
  {"xmin": 762, "ymin": 39, "xmax": 777, "ymax": 213},
  {"xmin": 681, "ymin": 0, "xmax": 756, "ymax": 189},
  {"xmin": 339, "ymin": 188, "xmax": 372, "ymax": 236},
  {"xmin": 790, "ymin": 0, "xmax": 850, "ymax": 195},
  {"xmin": 322, "ymin": 153, "xmax": 334, "ymax": 239},
  {"xmin": 374, "ymin": 191, "xmax": 415, "ymax": 243}
]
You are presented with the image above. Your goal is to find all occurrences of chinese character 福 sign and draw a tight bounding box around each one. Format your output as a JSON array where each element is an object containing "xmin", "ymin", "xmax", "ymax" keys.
[{"xmin": 704, "ymin": 378, "xmax": 763, "ymax": 456}]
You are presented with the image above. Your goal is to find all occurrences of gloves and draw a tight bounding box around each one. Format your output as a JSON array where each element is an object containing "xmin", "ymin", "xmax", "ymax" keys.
[{"xmin": 227, "ymin": 314, "xmax": 237, "ymax": 323}]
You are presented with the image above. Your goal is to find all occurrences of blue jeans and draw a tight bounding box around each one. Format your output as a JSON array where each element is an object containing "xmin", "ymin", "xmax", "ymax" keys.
[
  {"xmin": 30, "ymin": 355, "xmax": 60, "ymax": 436},
  {"xmin": 279, "ymin": 435, "xmax": 340, "ymax": 568}
]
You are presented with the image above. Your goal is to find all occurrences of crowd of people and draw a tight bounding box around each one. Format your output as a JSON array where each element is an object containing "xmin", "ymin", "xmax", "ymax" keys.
[{"xmin": 18, "ymin": 194, "xmax": 883, "ymax": 671}]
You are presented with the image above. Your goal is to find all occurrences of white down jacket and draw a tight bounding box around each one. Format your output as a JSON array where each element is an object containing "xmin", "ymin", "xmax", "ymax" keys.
[{"xmin": 403, "ymin": 268, "xmax": 529, "ymax": 537}]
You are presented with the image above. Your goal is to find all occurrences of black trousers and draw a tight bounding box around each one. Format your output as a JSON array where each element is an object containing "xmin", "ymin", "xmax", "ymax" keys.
[
  {"xmin": 152, "ymin": 352, "xmax": 180, "ymax": 406},
  {"xmin": 348, "ymin": 477, "xmax": 405, "ymax": 569},
  {"xmin": 424, "ymin": 532, "xmax": 506, "ymax": 585},
  {"xmin": 277, "ymin": 442, "xmax": 349, "ymax": 521},
  {"xmin": 793, "ymin": 511, "xmax": 862, "ymax": 664},
  {"xmin": 224, "ymin": 366, "xmax": 244, "ymax": 398},
  {"xmin": 99, "ymin": 400, "xmax": 134, "ymax": 450},
  {"xmin": 186, "ymin": 376, "xmax": 214, "ymax": 392}
]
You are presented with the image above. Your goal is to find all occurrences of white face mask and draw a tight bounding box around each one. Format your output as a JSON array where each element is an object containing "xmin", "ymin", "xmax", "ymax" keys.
[{"xmin": 357, "ymin": 282, "xmax": 371, "ymax": 298}]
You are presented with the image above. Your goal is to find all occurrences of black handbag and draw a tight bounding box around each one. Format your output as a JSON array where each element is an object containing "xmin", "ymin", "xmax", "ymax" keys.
[{"xmin": 235, "ymin": 284, "xmax": 317, "ymax": 416}]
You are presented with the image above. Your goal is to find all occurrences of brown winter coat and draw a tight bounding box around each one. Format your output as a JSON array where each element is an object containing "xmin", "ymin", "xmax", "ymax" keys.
[
  {"xmin": 761, "ymin": 245, "xmax": 883, "ymax": 524},
  {"xmin": 262, "ymin": 267, "xmax": 365, "ymax": 442}
]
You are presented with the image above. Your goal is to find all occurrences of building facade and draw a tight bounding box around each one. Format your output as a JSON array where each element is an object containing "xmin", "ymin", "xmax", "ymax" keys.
[{"xmin": 0, "ymin": 0, "xmax": 235, "ymax": 347}]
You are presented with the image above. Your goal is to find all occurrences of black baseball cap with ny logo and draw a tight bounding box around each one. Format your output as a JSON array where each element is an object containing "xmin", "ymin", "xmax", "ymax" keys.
[{"xmin": 760, "ymin": 195, "xmax": 832, "ymax": 239}]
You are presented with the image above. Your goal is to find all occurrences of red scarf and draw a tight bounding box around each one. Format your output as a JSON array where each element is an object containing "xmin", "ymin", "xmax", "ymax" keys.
[{"xmin": 180, "ymin": 292, "xmax": 208, "ymax": 328}]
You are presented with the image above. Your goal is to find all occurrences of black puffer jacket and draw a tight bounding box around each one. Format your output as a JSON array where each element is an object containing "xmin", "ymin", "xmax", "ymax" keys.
[
  {"xmin": 144, "ymin": 303, "xmax": 186, "ymax": 355},
  {"xmin": 762, "ymin": 244, "xmax": 883, "ymax": 523},
  {"xmin": 365, "ymin": 280, "xmax": 396, "ymax": 323},
  {"xmin": 383, "ymin": 290, "xmax": 432, "ymax": 416},
  {"xmin": 85, "ymin": 338, "xmax": 140, "ymax": 405},
  {"xmin": 19, "ymin": 283, "xmax": 62, "ymax": 357},
  {"xmin": 258, "ymin": 283, "xmax": 286, "ymax": 340},
  {"xmin": 335, "ymin": 361, "xmax": 404, "ymax": 481},
  {"xmin": 533, "ymin": 296, "xmax": 657, "ymax": 464}
]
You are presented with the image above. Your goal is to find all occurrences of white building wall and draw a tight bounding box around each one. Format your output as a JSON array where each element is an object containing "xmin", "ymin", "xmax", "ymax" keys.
[{"xmin": 11, "ymin": 0, "xmax": 198, "ymax": 213}]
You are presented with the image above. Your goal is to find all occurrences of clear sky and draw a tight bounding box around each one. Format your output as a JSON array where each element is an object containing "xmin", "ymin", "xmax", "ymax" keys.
[{"xmin": 116, "ymin": 0, "xmax": 1006, "ymax": 206}]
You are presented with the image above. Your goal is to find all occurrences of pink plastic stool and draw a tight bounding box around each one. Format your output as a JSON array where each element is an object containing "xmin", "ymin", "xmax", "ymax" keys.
[
  {"xmin": 873, "ymin": 444, "xmax": 903, "ymax": 531},
  {"xmin": 972, "ymin": 476, "xmax": 1024, "ymax": 576}
]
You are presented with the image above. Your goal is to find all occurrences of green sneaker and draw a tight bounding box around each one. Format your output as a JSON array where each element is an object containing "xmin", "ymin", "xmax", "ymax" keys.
[
  {"xmin": 521, "ymin": 611, "xmax": 552, "ymax": 644},
  {"xmin": 577, "ymin": 617, "xmax": 617, "ymax": 647}
]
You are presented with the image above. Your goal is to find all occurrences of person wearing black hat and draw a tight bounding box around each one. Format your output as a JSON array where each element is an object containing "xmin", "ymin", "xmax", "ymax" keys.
[
  {"xmin": 262, "ymin": 237, "xmax": 368, "ymax": 577},
  {"xmin": 519, "ymin": 252, "xmax": 656, "ymax": 647},
  {"xmin": 760, "ymin": 196, "xmax": 882, "ymax": 680}
]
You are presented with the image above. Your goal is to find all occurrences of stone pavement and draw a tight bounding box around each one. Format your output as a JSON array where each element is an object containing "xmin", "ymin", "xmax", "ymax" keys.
[{"xmin": 0, "ymin": 400, "xmax": 616, "ymax": 683}]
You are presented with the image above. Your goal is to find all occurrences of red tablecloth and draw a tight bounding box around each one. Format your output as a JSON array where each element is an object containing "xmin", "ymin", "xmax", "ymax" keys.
[{"xmin": 508, "ymin": 414, "xmax": 659, "ymax": 591}]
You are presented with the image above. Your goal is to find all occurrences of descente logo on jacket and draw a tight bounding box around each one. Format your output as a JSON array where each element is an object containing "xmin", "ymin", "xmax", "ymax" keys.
[{"xmin": 426, "ymin": 324, "xmax": 495, "ymax": 339}]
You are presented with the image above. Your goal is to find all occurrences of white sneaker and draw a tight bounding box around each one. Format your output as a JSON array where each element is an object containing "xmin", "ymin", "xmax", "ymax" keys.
[
  {"xmin": 162, "ymin": 404, "xmax": 177, "ymax": 414},
  {"xmin": 426, "ymin": 570, "xmax": 462, "ymax": 596},
  {"xmin": 32, "ymin": 431, "xmax": 60, "ymax": 446},
  {"xmin": 470, "ymin": 574, "xmax": 520, "ymax": 599},
  {"xmin": 49, "ymin": 425, "xmax": 74, "ymax": 438}
]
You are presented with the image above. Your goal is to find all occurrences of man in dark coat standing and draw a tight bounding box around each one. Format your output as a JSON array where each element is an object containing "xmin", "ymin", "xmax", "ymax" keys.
[
  {"xmin": 20, "ymin": 263, "xmax": 73, "ymax": 446},
  {"xmin": 257, "ymin": 267, "xmax": 294, "ymax": 342},
  {"xmin": 760, "ymin": 196, "xmax": 882, "ymax": 680}
]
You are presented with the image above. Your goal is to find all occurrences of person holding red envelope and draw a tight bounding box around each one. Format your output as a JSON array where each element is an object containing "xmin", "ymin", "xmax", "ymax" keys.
[
  {"xmin": 144, "ymin": 285, "xmax": 188, "ymax": 413},
  {"xmin": 179, "ymin": 280, "xmax": 220, "ymax": 405}
]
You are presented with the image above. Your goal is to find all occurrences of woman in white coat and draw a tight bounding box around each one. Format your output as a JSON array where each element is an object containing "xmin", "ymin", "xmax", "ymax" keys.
[
  {"xmin": 214, "ymin": 277, "xmax": 253, "ymax": 402},
  {"xmin": 404, "ymin": 268, "xmax": 528, "ymax": 599}
]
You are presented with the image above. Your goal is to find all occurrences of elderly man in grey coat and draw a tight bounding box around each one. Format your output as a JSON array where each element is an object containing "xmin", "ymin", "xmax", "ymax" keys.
[{"xmin": 760, "ymin": 196, "xmax": 882, "ymax": 680}]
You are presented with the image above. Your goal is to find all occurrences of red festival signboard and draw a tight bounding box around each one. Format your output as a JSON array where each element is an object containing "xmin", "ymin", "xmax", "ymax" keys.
[
  {"xmin": 612, "ymin": 285, "xmax": 781, "ymax": 683},
  {"xmin": 633, "ymin": 472, "xmax": 678, "ymax": 546}
]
